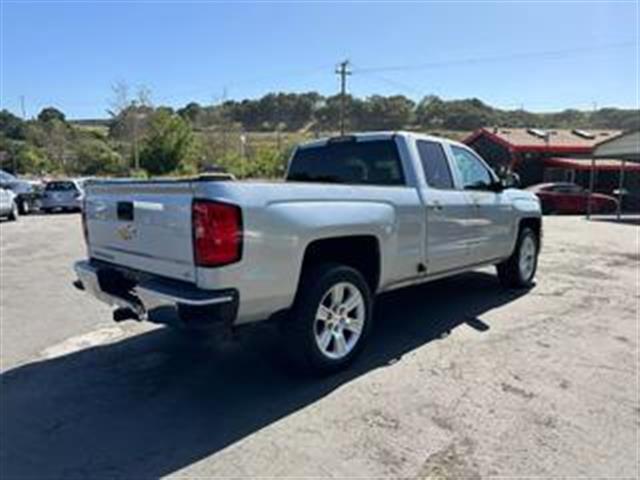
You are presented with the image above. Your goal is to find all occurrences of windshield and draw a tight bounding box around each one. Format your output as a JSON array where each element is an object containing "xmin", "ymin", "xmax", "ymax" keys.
[
  {"xmin": 45, "ymin": 181, "xmax": 78, "ymax": 192},
  {"xmin": 287, "ymin": 139, "xmax": 405, "ymax": 186}
]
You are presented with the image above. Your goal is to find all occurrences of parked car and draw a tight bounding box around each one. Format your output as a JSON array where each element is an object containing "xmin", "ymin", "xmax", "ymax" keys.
[
  {"xmin": 527, "ymin": 182, "xmax": 618, "ymax": 215},
  {"xmin": 73, "ymin": 132, "xmax": 542, "ymax": 374},
  {"xmin": 41, "ymin": 180, "xmax": 84, "ymax": 213},
  {"xmin": 0, "ymin": 187, "xmax": 19, "ymax": 221},
  {"xmin": 0, "ymin": 170, "xmax": 42, "ymax": 214}
]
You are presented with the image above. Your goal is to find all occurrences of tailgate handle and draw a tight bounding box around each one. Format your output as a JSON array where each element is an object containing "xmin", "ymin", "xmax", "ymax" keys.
[{"xmin": 117, "ymin": 201, "xmax": 134, "ymax": 221}]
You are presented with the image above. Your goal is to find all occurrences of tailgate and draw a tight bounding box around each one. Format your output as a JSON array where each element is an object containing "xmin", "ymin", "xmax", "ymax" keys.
[{"xmin": 85, "ymin": 180, "xmax": 197, "ymax": 282}]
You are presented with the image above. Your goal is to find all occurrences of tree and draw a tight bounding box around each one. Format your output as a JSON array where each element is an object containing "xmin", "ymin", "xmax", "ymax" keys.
[
  {"xmin": 139, "ymin": 110, "xmax": 198, "ymax": 175},
  {"xmin": 37, "ymin": 107, "xmax": 66, "ymax": 124},
  {"xmin": 14, "ymin": 143, "xmax": 49, "ymax": 173},
  {"xmin": 73, "ymin": 138, "xmax": 125, "ymax": 176},
  {"xmin": 32, "ymin": 109, "xmax": 72, "ymax": 171},
  {"xmin": 356, "ymin": 95, "xmax": 415, "ymax": 130},
  {"xmin": 0, "ymin": 110, "xmax": 26, "ymax": 139},
  {"xmin": 107, "ymin": 82, "xmax": 154, "ymax": 169},
  {"xmin": 177, "ymin": 102, "xmax": 203, "ymax": 125}
]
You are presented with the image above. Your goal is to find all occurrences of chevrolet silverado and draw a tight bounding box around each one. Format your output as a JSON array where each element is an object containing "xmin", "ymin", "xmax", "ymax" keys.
[{"xmin": 73, "ymin": 132, "xmax": 542, "ymax": 373}]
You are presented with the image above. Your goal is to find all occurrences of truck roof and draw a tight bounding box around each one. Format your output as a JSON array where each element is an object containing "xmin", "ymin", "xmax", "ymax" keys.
[{"xmin": 297, "ymin": 131, "xmax": 465, "ymax": 150}]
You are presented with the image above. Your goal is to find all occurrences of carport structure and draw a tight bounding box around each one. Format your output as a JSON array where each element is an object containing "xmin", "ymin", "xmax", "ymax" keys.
[{"xmin": 587, "ymin": 130, "xmax": 640, "ymax": 219}]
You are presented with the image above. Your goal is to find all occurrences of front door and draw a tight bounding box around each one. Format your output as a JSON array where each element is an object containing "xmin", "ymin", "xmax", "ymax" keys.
[{"xmin": 449, "ymin": 145, "xmax": 514, "ymax": 263}]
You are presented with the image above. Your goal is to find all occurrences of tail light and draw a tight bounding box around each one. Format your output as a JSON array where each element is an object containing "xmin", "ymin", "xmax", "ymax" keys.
[{"xmin": 192, "ymin": 200, "xmax": 243, "ymax": 267}]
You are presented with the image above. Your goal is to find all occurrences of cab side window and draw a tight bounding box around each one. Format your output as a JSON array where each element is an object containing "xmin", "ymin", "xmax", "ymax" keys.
[
  {"xmin": 417, "ymin": 140, "xmax": 454, "ymax": 189},
  {"xmin": 451, "ymin": 146, "xmax": 493, "ymax": 189}
]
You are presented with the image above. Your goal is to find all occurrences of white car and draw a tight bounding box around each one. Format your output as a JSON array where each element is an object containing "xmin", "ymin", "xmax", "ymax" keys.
[
  {"xmin": 41, "ymin": 180, "xmax": 84, "ymax": 213},
  {"xmin": 0, "ymin": 187, "xmax": 19, "ymax": 221},
  {"xmin": 0, "ymin": 170, "xmax": 41, "ymax": 214}
]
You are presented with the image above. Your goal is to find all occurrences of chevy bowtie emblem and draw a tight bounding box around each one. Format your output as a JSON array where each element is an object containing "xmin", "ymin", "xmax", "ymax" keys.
[{"xmin": 117, "ymin": 224, "xmax": 137, "ymax": 241}]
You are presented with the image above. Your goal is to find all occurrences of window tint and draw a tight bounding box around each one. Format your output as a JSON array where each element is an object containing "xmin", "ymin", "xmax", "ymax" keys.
[
  {"xmin": 451, "ymin": 146, "xmax": 493, "ymax": 189},
  {"xmin": 45, "ymin": 181, "xmax": 77, "ymax": 191},
  {"xmin": 287, "ymin": 140, "xmax": 405, "ymax": 186},
  {"xmin": 416, "ymin": 140, "xmax": 454, "ymax": 189}
]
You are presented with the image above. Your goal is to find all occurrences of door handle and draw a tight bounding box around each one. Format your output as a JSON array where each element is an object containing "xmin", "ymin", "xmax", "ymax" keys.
[{"xmin": 427, "ymin": 201, "xmax": 444, "ymax": 211}]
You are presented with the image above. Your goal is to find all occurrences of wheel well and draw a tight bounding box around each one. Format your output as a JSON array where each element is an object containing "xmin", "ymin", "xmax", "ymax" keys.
[
  {"xmin": 519, "ymin": 217, "xmax": 541, "ymax": 239},
  {"xmin": 300, "ymin": 236, "xmax": 381, "ymax": 292}
]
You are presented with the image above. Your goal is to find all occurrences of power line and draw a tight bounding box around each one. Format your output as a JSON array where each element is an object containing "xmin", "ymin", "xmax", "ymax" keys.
[
  {"xmin": 352, "ymin": 41, "xmax": 635, "ymax": 74},
  {"xmin": 353, "ymin": 67, "xmax": 424, "ymax": 96}
]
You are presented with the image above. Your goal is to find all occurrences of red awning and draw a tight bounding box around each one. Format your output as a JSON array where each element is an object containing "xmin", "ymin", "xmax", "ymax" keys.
[{"xmin": 544, "ymin": 157, "xmax": 640, "ymax": 172}]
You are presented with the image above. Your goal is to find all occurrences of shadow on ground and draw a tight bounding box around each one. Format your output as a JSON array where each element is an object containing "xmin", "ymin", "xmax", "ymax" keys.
[
  {"xmin": 589, "ymin": 216, "xmax": 640, "ymax": 226},
  {"xmin": 0, "ymin": 272, "xmax": 526, "ymax": 479}
]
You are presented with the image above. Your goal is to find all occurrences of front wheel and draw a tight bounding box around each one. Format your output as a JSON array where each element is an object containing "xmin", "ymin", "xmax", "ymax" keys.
[
  {"xmin": 18, "ymin": 199, "xmax": 30, "ymax": 215},
  {"xmin": 496, "ymin": 227, "xmax": 539, "ymax": 288},
  {"xmin": 284, "ymin": 263, "xmax": 373, "ymax": 375}
]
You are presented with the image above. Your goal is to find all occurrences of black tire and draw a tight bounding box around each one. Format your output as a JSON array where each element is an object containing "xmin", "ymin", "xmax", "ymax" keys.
[
  {"xmin": 496, "ymin": 227, "xmax": 539, "ymax": 289},
  {"xmin": 283, "ymin": 263, "xmax": 373, "ymax": 375},
  {"xmin": 541, "ymin": 203, "xmax": 555, "ymax": 215},
  {"xmin": 18, "ymin": 199, "xmax": 30, "ymax": 215},
  {"xmin": 8, "ymin": 201, "xmax": 19, "ymax": 221}
]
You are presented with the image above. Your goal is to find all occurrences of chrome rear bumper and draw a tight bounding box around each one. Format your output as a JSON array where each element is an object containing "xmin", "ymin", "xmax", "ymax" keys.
[{"xmin": 73, "ymin": 260, "xmax": 238, "ymax": 328}]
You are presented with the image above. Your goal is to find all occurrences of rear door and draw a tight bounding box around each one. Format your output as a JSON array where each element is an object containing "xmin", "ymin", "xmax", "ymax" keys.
[
  {"xmin": 417, "ymin": 140, "xmax": 476, "ymax": 274},
  {"xmin": 85, "ymin": 180, "xmax": 197, "ymax": 282}
]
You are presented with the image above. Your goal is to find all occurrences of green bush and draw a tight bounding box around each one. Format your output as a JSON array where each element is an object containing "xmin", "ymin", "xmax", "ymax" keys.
[
  {"xmin": 213, "ymin": 146, "xmax": 288, "ymax": 179},
  {"xmin": 73, "ymin": 138, "xmax": 125, "ymax": 176},
  {"xmin": 139, "ymin": 110, "xmax": 198, "ymax": 175}
]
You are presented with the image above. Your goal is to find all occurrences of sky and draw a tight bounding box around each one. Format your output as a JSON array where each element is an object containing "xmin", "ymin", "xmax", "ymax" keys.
[{"xmin": 1, "ymin": 1, "xmax": 638, "ymax": 119}]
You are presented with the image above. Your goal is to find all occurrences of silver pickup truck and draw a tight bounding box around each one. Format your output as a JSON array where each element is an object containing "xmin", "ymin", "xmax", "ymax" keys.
[{"xmin": 74, "ymin": 132, "xmax": 541, "ymax": 373}]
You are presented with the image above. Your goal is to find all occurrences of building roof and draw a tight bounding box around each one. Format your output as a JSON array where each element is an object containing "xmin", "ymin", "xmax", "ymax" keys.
[
  {"xmin": 544, "ymin": 157, "xmax": 640, "ymax": 172},
  {"xmin": 465, "ymin": 127, "xmax": 623, "ymax": 154},
  {"xmin": 593, "ymin": 130, "xmax": 640, "ymax": 162}
]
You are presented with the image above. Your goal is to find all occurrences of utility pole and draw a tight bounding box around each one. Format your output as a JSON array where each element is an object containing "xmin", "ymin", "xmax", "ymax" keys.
[{"xmin": 336, "ymin": 60, "xmax": 351, "ymax": 136}]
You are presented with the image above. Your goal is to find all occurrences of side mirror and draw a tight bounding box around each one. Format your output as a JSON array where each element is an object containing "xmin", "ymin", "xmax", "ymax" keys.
[{"xmin": 501, "ymin": 172, "xmax": 520, "ymax": 189}]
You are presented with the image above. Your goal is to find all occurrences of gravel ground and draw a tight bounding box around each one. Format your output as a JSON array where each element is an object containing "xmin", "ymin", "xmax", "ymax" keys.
[{"xmin": 0, "ymin": 213, "xmax": 638, "ymax": 479}]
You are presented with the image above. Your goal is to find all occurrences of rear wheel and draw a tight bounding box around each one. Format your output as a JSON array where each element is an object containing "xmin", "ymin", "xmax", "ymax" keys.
[
  {"xmin": 284, "ymin": 263, "xmax": 373, "ymax": 375},
  {"xmin": 497, "ymin": 227, "xmax": 539, "ymax": 288}
]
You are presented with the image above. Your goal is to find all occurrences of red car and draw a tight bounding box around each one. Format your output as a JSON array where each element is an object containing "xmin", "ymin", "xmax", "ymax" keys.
[{"xmin": 527, "ymin": 182, "xmax": 618, "ymax": 215}]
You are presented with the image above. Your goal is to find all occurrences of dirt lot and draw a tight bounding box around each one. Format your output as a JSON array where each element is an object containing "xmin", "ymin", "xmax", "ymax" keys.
[{"xmin": 0, "ymin": 214, "xmax": 637, "ymax": 479}]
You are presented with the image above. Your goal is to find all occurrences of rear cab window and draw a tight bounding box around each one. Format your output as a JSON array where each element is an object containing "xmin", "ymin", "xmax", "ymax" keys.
[
  {"xmin": 45, "ymin": 181, "xmax": 78, "ymax": 192},
  {"xmin": 287, "ymin": 139, "xmax": 406, "ymax": 186},
  {"xmin": 416, "ymin": 140, "xmax": 454, "ymax": 189}
]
